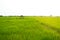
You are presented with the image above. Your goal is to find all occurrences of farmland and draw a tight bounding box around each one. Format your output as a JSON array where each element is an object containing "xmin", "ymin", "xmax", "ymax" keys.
[{"xmin": 0, "ymin": 16, "xmax": 60, "ymax": 40}]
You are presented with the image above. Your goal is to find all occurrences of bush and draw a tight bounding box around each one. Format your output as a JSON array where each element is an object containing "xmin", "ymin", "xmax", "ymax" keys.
[
  {"xmin": 20, "ymin": 15, "xmax": 24, "ymax": 19},
  {"xmin": 20, "ymin": 15, "xmax": 24, "ymax": 17}
]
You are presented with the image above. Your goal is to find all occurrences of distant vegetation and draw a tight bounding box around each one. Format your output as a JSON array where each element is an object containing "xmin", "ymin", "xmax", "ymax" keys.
[
  {"xmin": 0, "ymin": 15, "xmax": 3, "ymax": 17},
  {"xmin": 0, "ymin": 16, "xmax": 60, "ymax": 40},
  {"xmin": 20, "ymin": 15, "xmax": 24, "ymax": 19}
]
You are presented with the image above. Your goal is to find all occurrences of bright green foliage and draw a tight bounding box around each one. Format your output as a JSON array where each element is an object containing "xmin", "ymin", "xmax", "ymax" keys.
[{"xmin": 0, "ymin": 16, "xmax": 60, "ymax": 40}]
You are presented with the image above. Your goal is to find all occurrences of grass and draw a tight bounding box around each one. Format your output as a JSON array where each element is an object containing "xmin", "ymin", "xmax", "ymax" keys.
[{"xmin": 0, "ymin": 16, "xmax": 60, "ymax": 40}]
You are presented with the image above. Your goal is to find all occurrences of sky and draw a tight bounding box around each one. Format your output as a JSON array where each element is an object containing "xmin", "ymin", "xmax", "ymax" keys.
[{"xmin": 0, "ymin": 0, "xmax": 60, "ymax": 16}]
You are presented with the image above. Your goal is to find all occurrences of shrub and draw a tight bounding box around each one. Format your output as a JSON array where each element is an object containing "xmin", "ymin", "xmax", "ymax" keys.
[{"xmin": 20, "ymin": 15, "xmax": 24, "ymax": 19}]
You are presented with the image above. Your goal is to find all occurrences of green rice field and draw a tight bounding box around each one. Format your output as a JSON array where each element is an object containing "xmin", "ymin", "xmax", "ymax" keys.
[{"xmin": 0, "ymin": 16, "xmax": 60, "ymax": 40}]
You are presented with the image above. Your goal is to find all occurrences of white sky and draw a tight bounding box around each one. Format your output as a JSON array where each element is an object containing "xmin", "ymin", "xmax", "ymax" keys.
[{"xmin": 0, "ymin": 0, "xmax": 60, "ymax": 16}]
